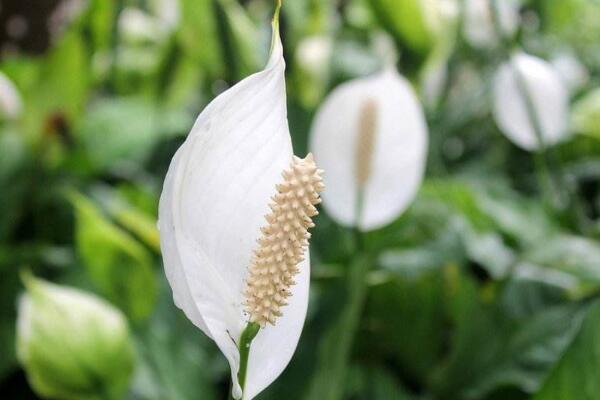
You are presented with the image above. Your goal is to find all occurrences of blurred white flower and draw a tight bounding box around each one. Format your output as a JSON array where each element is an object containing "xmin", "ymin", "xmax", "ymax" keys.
[
  {"xmin": 463, "ymin": 0, "xmax": 520, "ymax": 47},
  {"xmin": 17, "ymin": 274, "xmax": 134, "ymax": 400},
  {"xmin": 310, "ymin": 68, "xmax": 428, "ymax": 231},
  {"xmin": 296, "ymin": 35, "xmax": 333, "ymax": 79},
  {"xmin": 294, "ymin": 35, "xmax": 333, "ymax": 106},
  {"xmin": 492, "ymin": 52, "xmax": 570, "ymax": 151},
  {"xmin": 150, "ymin": 0, "xmax": 181, "ymax": 32},
  {"xmin": 158, "ymin": 16, "xmax": 323, "ymax": 400},
  {"xmin": 0, "ymin": 71, "xmax": 23, "ymax": 119},
  {"xmin": 551, "ymin": 51, "xmax": 589, "ymax": 93},
  {"xmin": 119, "ymin": 7, "xmax": 164, "ymax": 42},
  {"xmin": 119, "ymin": 1, "xmax": 179, "ymax": 44}
]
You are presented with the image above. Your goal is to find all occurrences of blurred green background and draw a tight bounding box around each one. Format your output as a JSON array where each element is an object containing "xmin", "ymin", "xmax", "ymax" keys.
[{"xmin": 1, "ymin": 0, "xmax": 600, "ymax": 399}]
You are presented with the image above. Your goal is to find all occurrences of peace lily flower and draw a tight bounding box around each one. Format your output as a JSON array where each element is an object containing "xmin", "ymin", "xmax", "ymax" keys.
[
  {"xmin": 309, "ymin": 67, "xmax": 428, "ymax": 231},
  {"xmin": 0, "ymin": 71, "xmax": 23, "ymax": 119},
  {"xmin": 492, "ymin": 52, "xmax": 570, "ymax": 151},
  {"xmin": 158, "ymin": 4, "xmax": 324, "ymax": 400},
  {"xmin": 463, "ymin": 0, "xmax": 519, "ymax": 48},
  {"xmin": 17, "ymin": 274, "xmax": 134, "ymax": 400},
  {"xmin": 551, "ymin": 51, "xmax": 589, "ymax": 93}
]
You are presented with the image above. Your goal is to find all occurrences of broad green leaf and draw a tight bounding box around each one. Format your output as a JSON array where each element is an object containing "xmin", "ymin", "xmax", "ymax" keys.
[
  {"xmin": 523, "ymin": 234, "xmax": 600, "ymax": 298},
  {"xmin": 94, "ymin": 186, "xmax": 160, "ymax": 253},
  {"xmin": 346, "ymin": 366, "xmax": 415, "ymax": 400},
  {"xmin": 359, "ymin": 273, "xmax": 446, "ymax": 386},
  {"xmin": 70, "ymin": 192, "xmax": 157, "ymax": 322},
  {"xmin": 76, "ymin": 97, "xmax": 191, "ymax": 172},
  {"xmin": 534, "ymin": 300, "xmax": 600, "ymax": 400},
  {"xmin": 432, "ymin": 274, "xmax": 586, "ymax": 399}
]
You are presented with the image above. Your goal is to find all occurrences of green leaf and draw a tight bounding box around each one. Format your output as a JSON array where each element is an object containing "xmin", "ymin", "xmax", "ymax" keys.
[
  {"xmin": 76, "ymin": 97, "xmax": 191, "ymax": 172},
  {"xmin": 346, "ymin": 366, "xmax": 415, "ymax": 400},
  {"xmin": 22, "ymin": 32, "xmax": 90, "ymax": 140},
  {"xmin": 534, "ymin": 300, "xmax": 600, "ymax": 400},
  {"xmin": 131, "ymin": 288, "xmax": 218, "ymax": 400},
  {"xmin": 178, "ymin": 0, "xmax": 224, "ymax": 77},
  {"xmin": 432, "ymin": 275, "xmax": 586, "ymax": 400},
  {"xmin": 70, "ymin": 192, "xmax": 157, "ymax": 322},
  {"xmin": 215, "ymin": 0, "xmax": 261, "ymax": 79},
  {"xmin": 522, "ymin": 234, "xmax": 600, "ymax": 298},
  {"xmin": 359, "ymin": 273, "xmax": 446, "ymax": 386}
]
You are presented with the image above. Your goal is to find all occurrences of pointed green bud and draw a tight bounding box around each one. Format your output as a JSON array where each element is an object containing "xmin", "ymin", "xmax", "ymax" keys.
[{"xmin": 16, "ymin": 274, "xmax": 134, "ymax": 400}]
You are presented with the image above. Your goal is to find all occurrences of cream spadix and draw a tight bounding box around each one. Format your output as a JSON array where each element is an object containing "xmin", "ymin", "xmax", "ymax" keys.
[
  {"xmin": 245, "ymin": 154, "xmax": 324, "ymax": 326},
  {"xmin": 310, "ymin": 68, "xmax": 428, "ymax": 231},
  {"xmin": 158, "ymin": 8, "xmax": 323, "ymax": 400},
  {"xmin": 492, "ymin": 52, "xmax": 570, "ymax": 151}
]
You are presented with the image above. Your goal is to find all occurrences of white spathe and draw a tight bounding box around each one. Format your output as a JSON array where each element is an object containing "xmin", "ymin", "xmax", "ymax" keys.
[
  {"xmin": 158, "ymin": 24, "xmax": 309, "ymax": 400},
  {"xmin": 310, "ymin": 68, "xmax": 428, "ymax": 231},
  {"xmin": 0, "ymin": 71, "xmax": 22, "ymax": 119},
  {"xmin": 551, "ymin": 51, "xmax": 589, "ymax": 93},
  {"xmin": 463, "ymin": 0, "xmax": 519, "ymax": 47},
  {"xmin": 492, "ymin": 52, "xmax": 570, "ymax": 151}
]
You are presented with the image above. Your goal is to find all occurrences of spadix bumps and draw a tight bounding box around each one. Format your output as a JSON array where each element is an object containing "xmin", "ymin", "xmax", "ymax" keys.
[
  {"xmin": 158, "ymin": 5, "xmax": 323, "ymax": 400},
  {"xmin": 245, "ymin": 154, "xmax": 324, "ymax": 326}
]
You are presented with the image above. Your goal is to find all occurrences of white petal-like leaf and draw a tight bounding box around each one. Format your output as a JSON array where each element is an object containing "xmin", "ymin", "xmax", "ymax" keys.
[
  {"xmin": 310, "ymin": 68, "xmax": 428, "ymax": 231},
  {"xmin": 492, "ymin": 52, "xmax": 570, "ymax": 151},
  {"xmin": 159, "ymin": 28, "xmax": 309, "ymax": 399},
  {"xmin": 463, "ymin": 0, "xmax": 519, "ymax": 47},
  {"xmin": 0, "ymin": 71, "xmax": 22, "ymax": 119}
]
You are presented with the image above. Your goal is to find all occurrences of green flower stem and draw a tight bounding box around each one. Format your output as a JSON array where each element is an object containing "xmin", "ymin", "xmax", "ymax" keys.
[
  {"xmin": 488, "ymin": 0, "xmax": 565, "ymax": 210},
  {"xmin": 238, "ymin": 322, "xmax": 261, "ymax": 391},
  {"xmin": 229, "ymin": 322, "xmax": 260, "ymax": 400},
  {"xmin": 306, "ymin": 189, "xmax": 371, "ymax": 400}
]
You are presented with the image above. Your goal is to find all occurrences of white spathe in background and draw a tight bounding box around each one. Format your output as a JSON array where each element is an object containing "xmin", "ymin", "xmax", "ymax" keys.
[
  {"xmin": 310, "ymin": 68, "xmax": 428, "ymax": 231},
  {"xmin": 492, "ymin": 52, "xmax": 570, "ymax": 151},
  {"xmin": 0, "ymin": 71, "xmax": 23, "ymax": 119},
  {"xmin": 463, "ymin": 0, "xmax": 520, "ymax": 47}
]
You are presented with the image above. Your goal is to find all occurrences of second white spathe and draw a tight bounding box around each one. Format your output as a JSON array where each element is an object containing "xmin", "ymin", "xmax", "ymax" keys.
[
  {"xmin": 310, "ymin": 68, "xmax": 428, "ymax": 231},
  {"xmin": 492, "ymin": 52, "xmax": 570, "ymax": 151}
]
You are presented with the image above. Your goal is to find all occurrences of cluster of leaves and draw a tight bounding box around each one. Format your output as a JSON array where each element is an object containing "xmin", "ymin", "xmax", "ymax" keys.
[{"xmin": 1, "ymin": 0, "xmax": 600, "ymax": 399}]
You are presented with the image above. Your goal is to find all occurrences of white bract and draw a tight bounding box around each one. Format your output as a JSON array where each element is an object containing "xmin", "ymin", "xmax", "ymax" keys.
[
  {"xmin": 310, "ymin": 68, "xmax": 428, "ymax": 231},
  {"xmin": 158, "ymin": 13, "xmax": 322, "ymax": 400},
  {"xmin": 492, "ymin": 52, "xmax": 570, "ymax": 151},
  {"xmin": 551, "ymin": 51, "xmax": 589, "ymax": 93},
  {"xmin": 463, "ymin": 0, "xmax": 519, "ymax": 48},
  {"xmin": 0, "ymin": 71, "xmax": 22, "ymax": 119}
]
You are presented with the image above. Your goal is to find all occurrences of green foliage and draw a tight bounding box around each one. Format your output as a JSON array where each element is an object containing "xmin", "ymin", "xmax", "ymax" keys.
[
  {"xmin": 1, "ymin": 0, "xmax": 600, "ymax": 399},
  {"xmin": 70, "ymin": 192, "xmax": 157, "ymax": 323},
  {"xmin": 533, "ymin": 300, "xmax": 600, "ymax": 400}
]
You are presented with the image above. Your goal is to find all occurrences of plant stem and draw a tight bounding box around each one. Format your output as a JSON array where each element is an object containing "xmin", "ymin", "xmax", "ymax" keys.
[
  {"xmin": 228, "ymin": 322, "xmax": 260, "ymax": 400},
  {"xmin": 488, "ymin": 0, "xmax": 565, "ymax": 210},
  {"xmin": 238, "ymin": 322, "xmax": 261, "ymax": 391},
  {"xmin": 306, "ymin": 189, "xmax": 371, "ymax": 400}
]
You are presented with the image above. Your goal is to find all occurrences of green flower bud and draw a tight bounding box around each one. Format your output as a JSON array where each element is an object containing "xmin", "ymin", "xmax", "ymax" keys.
[
  {"xmin": 368, "ymin": 0, "xmax": 457, "ymax": 56},
  {"xmin": 16, "ymin": 274, "xmax": 134, "ymax": 400},
  {"xmin": 572, "ymin": 88, "xmax": 600, "ymax": 139}
]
